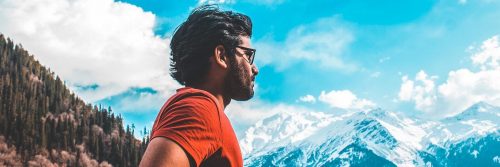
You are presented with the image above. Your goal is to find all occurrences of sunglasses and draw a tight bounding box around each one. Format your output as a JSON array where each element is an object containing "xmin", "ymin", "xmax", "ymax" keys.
[{"xmin": 235, "ymin": 46, "xmax": 256, "ymax": 65}]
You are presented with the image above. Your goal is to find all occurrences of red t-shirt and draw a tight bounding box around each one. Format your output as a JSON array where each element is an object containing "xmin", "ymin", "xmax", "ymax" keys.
[{"xmin": 150, "ymin": 87, "xmax": 243, "ymax": 167}]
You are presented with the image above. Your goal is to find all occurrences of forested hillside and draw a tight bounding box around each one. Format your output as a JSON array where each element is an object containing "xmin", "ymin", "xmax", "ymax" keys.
[{"xmin": 0, "ymin": 34, "xmax": 149, "ymax": 166}]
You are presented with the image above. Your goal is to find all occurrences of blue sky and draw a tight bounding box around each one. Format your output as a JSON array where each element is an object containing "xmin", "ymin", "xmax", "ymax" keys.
[{"xmin": 1, "ymin": 0, "xmax": 500, "ymax": 138}]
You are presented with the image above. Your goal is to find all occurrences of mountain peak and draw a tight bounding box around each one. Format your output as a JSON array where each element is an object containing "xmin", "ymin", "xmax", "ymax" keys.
[
  {"xmin": 468, "ymin": 101, "xmax": 496, "ymax": 111},
  {"xmin": 363, "ymin": 108, "xmax": 390, "ymax": 118},
  {"xmin": 446, "ymin": 101, "xmax": 500, "ymax": 121}
]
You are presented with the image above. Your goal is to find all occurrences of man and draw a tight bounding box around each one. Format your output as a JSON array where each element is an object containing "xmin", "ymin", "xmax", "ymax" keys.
[{"xmin": 139, "ymin": 5, "xmax": 258, "ymax": 167}]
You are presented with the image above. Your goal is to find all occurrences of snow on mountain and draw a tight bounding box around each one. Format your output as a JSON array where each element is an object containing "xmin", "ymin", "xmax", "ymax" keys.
[
  {"xmin": 241, "ymin": 108, "xmax": 427, "ymax": 166},
  {"xmin": 427, "ymin": 101, "xmax": 500, "ymax": 145},
  {"xmin": 239, "ymin": 110, "xmax": 338, "ymax": 156},
  {"xmin": 448, "ymin": 101, "xmax": 500, "ymax": 122},
  {"xmin": 240, "ymin": 102, "xmax": 500, "ymax": 167}
]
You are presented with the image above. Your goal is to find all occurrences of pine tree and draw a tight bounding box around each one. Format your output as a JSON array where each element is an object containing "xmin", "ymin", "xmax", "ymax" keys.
[{"xmin": 0, "ymin": 34, "xmax": 149, "ymax": 166}]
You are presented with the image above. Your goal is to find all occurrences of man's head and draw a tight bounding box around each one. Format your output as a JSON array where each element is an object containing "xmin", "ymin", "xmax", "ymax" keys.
[{"xmin": 170, "ymin": 5, "xmax": 258, "ymax": 101}]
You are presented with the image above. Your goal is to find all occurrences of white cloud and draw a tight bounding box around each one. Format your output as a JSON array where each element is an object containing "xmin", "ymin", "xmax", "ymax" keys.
[
  {"xmin": 398, "ymin": 71, "xmax": 438, "ymax": 112},
  {"xmin": 318, "ymin": 90, "xmax": 376, "ymax": 111},
  {"xmin": 399, "ymin": 35, "xmax": 500, "ymax": 117},
  {"xmin": 471, "ymin": 35, "xmax": 500, "ymax": 70},
  {"xmin": 298, "ymin": 94, "xmax": 316, "ymax": 103},
  {"xmin": 438, "ymin": 68, "xmax": 500, "ymax": 115},
  {"xmin": 255, "ymin": 16, "xmax": 357, "ymax": 72},
  {"xmin": 0, "ymin": 0, "xmax": 179, "ymax": 102}
]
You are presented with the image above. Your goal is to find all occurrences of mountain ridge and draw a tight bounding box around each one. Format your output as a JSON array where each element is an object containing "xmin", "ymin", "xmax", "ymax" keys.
[{"xmin": 241, "ymin": 101, "xmax": 500, "ymax": 166}]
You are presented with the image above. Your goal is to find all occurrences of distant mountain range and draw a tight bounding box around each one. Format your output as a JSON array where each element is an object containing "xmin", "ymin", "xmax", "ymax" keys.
[{"xmin": 240, "ymin": 102, "xmax": 500, "ymax": 166}]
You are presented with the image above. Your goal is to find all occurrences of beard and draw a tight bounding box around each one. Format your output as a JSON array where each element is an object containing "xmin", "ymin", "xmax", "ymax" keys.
[{"xmin": 225, "ymin": 56, "xmax": 254, "ymax": 101}]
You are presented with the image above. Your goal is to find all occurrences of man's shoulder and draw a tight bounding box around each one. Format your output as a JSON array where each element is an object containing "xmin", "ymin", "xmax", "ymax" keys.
[
  {"xmin": 162, "ymin": 87, "xmax": 221, "ymax": 115},
  {"xmin": 175, "ymin": 87, "xmax": 215, "ymax": 100},
  {"xmin": 173, "ymin": 87, "xmax": 218, "ymax": 106}
]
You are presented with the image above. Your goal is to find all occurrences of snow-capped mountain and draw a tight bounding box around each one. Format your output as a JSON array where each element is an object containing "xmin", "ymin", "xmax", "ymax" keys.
[
  {"xmin": 446, "ymin": 101, "xmax": 500, "ymax": 122},
  {"xmin": 428, "ymin": 102, "xmax": 500, "ymax": 146},
  {"xmin": 240, "ymin": 102, "xmax": 500, "ymax": 167}
]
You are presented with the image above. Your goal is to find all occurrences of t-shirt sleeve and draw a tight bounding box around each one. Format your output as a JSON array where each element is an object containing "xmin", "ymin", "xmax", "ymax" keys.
[{"xmin": 150, "ymin": 95, "xmax": 222, "ymax": 166}]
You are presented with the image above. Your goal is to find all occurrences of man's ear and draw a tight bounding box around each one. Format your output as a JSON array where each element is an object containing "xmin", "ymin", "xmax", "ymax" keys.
[{"xmin": 213, "ymin": 45, "xmax": 229, "ymax": 69}]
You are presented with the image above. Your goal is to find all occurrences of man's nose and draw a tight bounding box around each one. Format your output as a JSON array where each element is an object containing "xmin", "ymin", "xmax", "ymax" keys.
[{"xmin": 252, "ymin": 64, "xmax": 259, "ymax": 76}]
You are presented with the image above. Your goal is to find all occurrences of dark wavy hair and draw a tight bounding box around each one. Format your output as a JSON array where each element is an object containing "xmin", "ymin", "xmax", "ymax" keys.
[{"xmin": 170, "ymin": 5, "xmax": 253, "ymax": 86}]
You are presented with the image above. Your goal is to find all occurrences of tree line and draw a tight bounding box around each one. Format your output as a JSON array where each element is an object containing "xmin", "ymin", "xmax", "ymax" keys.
[{"xmin": 0, "ymin": 34, "xmax": 150, "ymax": 166}]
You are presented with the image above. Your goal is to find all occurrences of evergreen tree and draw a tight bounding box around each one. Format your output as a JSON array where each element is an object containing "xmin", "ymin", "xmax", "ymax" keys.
[{"xmin": 0, "ymin": 34, "xmax": 150, "ymax": 166}]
